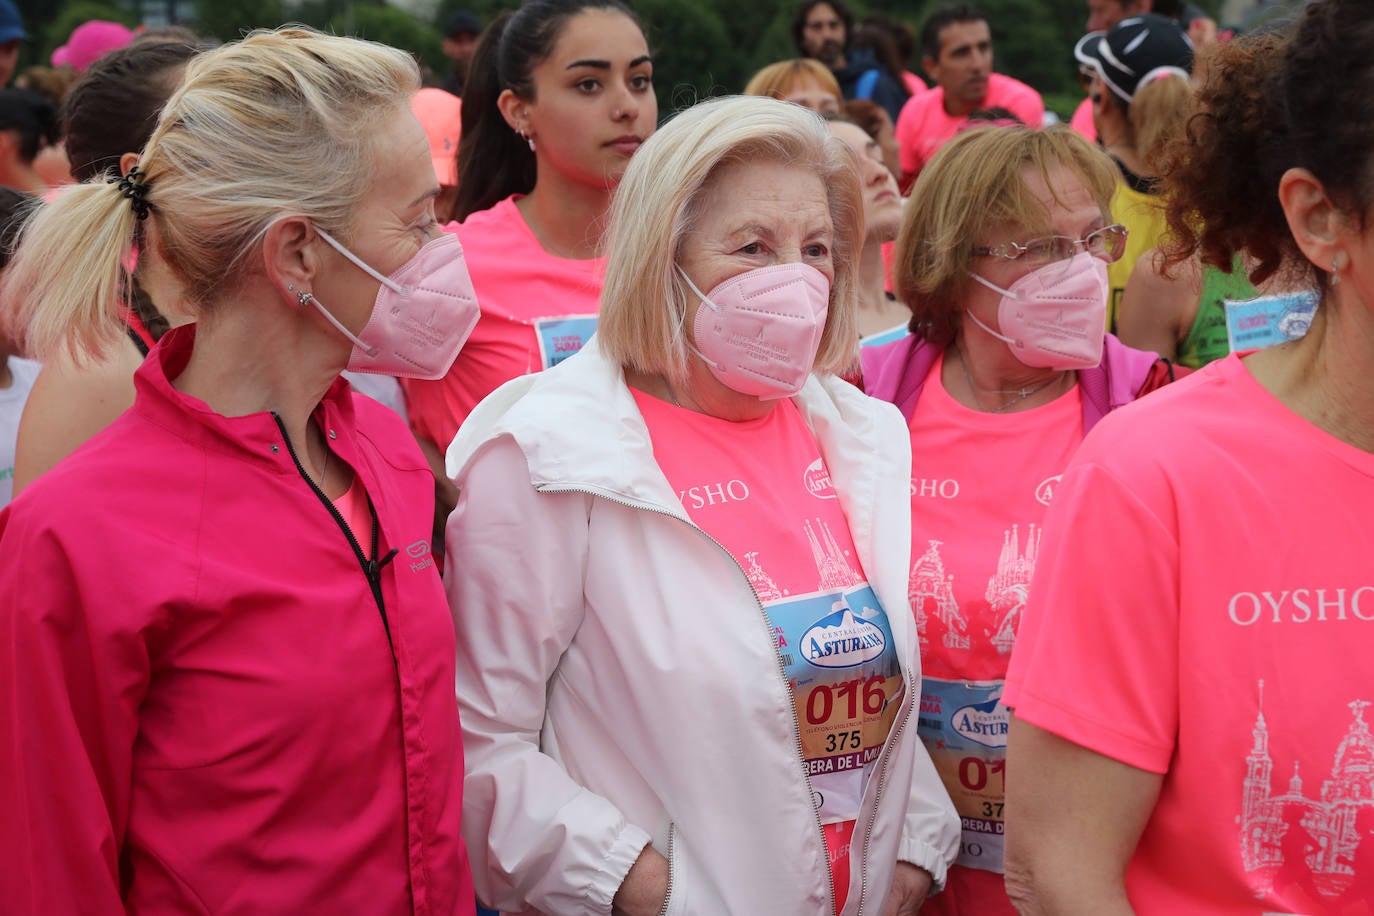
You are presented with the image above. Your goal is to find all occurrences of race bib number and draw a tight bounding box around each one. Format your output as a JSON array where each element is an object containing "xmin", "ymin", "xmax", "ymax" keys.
[
  {"xmin": 767, "ymin": 585, "xmax": 903, "ymax": 824},
  {"xmin": 1225, "ymin": 291, "xmax": 1318, "ymax": 352},
  {"xmin": 534, "ymin": 314, "xmax": 598, "ymax": 370},
  {"xmin": 917, "ymin": 678, "xmax": 1009, "ymax": 873}
]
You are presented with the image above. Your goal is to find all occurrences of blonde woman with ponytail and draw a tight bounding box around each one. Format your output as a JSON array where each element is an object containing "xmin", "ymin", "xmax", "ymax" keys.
[{"xmin": 0, "ymin": 28, "xmax": 479, "ymax": 913}]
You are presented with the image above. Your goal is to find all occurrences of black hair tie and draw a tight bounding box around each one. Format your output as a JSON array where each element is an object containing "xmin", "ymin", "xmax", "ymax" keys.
[{"xmin": 116, "ymin": 166, "xmax": 151, "ymax": 221}]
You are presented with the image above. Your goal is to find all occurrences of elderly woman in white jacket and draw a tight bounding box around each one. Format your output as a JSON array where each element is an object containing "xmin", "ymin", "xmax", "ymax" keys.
[{"xmin": 445, "ymin": 95, "xmax": 959, "ymax": 916}]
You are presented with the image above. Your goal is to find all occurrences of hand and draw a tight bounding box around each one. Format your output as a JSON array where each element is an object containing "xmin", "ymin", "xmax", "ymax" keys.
[
  {"xmin": 880, "ymin": 862, "xmax": 933, "ymax": 916},
  {"xmin": 612, "ymin": 844, "xmax": 670, "ymax": 916}
]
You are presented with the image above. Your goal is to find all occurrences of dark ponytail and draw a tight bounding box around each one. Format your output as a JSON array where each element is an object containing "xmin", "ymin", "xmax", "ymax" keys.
[
  {"xmin": 63, "ymin": 39, "xmax": 201, "ymax": 182},
  {"xmin": 453, "ymin": 0, "xmax": 641, "ymax": 221}
]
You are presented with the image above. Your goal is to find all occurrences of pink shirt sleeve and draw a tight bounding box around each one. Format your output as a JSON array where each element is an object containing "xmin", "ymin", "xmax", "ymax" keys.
[
  {"xmin": 0, "ymin": 507, "xmax": 142, "ymax": 910},
  {"xmin": 895, "ymin": 93, "xmax": 925, "ymax": 178},
  {"xmin": 996, "ymin": 78, "xmax": 1045, "ymax": 129},
  {"xmin": 1003, "ymin": 457, "xmax": 1180, "ymax": 775},
  {"xmin": 1070, "ymin": 96, "xmax": 1097, "ymax": 141}
]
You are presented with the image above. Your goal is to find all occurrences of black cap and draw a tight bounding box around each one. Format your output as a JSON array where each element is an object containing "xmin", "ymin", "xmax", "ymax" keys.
[
  {"xmin": 1075, "ymin": 13, "xmax": 1193, "ymax": 104},
  {"xmin": 443, "ymin": 11, "xmax": 482, "ymax": 38}
]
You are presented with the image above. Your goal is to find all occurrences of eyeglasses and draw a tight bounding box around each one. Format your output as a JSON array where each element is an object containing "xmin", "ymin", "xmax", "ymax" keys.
[{"xmin": 972, "ymin": 223, "xmax": 1129, "ymax": 268}]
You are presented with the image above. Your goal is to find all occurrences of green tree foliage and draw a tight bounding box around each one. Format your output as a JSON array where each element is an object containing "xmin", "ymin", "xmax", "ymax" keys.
[
  {"xmin": 190, "ymin": 0, "xmax": 286, "ymax": 41},
  {"xmin": 635, "ymin": 0, "xmax": 733, "ymax": 112},
  {"xmin": 329, "ymin": 4, "xmax": 447, "ymax": 76},
  {"xmin": 33, "ymin": 1, "xmax": 136, "ymax": 65}
]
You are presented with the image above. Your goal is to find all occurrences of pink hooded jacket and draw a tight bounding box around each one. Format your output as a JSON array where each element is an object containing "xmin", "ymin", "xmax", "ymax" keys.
[{"xmin": 0, "ymin": 326, "xmax": 475, "ymax": 915}]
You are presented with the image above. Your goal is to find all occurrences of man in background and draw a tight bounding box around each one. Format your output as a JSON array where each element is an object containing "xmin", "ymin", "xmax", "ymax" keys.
[
  {"xmin": 793, "ymin": 0, "xmax": 908, "ymax": 123},
  {"xmin": 0, "ymin": 1, "xmax": 25, "ymax": 88},
  {"xmin": 441, "ymin": 10, "xmax": 482, "ymax": 97},
  {"xmin": 894, "ymin": 3, "xmax": 1043, "ymax": 188}
]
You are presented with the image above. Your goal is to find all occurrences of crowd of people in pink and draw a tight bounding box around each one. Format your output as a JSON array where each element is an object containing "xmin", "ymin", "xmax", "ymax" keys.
[{"xmin": 1, "ymin": 0, "xmax": 1369, "ymax": 913}]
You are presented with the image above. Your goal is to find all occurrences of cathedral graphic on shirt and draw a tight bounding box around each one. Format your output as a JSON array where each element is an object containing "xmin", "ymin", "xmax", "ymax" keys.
[
  {"xmin": 1240, "ymin": 680, "xmax": 1374, "ymax": 902},
  {"xmin": 743, "ymin": 551, "xmax": 784, "ymax": 603},
  {"xmin": 908, "ymin": 539, "xmax": 966, "ymax": 650},
  {"xmin": 806, "ymin": 518, "xmax": 864, "ymax": 592},
  {"xmin": 907, "ymin": 524, "xmax": 1040, "ymax": 655},
  {"xmin": 741, "ymin": 519, "xmax": 862, "ymax": 605},
  {"xmin": 984, "ymin": 524, "xmax": 1040, "ymax": 655}
]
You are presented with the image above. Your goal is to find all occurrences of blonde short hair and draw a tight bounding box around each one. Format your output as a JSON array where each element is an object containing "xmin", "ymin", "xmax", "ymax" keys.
[
  {"xmin": 894, "ymin": 124, "xmax": 1118, "ymax": 346},
  {"xmin": 598, "ymin": 95, "xmax": 862, "ymax": 381},
  {"xmin": 5, "ymin": 27, "xmax": 419, "ymax": 362},
  {"xmin": 743, "ymin": 59, "xmax": 843, "ymax": 104}
]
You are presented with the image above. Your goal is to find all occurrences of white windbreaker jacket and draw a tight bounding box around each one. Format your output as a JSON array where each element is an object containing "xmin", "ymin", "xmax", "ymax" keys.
[{"xmin": 445, "ymin": 341, "xmax": 959, "ymax": 916}]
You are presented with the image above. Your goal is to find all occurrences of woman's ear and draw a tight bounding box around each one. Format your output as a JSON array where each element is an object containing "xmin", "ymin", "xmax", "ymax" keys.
[
  {"xmin": 497, "ymin": 89, "xmax": 528, "ymax": 136},
  {"xmin": 118, "ymin": 151, "xmax": 140, "ymax": 176},
  {"xmin": 261, "ymin": 216, "xmax": 319, "ymax": 306},
  {"xmin": 1279, "ymin": 167, "xmax": 1350, "ymax": 281}
]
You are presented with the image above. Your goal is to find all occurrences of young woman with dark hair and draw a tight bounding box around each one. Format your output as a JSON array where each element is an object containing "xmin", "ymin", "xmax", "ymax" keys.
[{"xmin": 402, "ymin": 0, "xmax": 656, "ymax": 466}]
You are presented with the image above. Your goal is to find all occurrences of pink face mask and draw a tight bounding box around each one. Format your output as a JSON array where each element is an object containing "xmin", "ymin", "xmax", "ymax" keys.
[
  {"xmin": 967, "ymin": 252, "xmax": 1109, "ymax": 370},
  {"xmin": 681, "ymin": 262, "xmax": 831, "ymax": 400},
  {"xmin": 309, "ymin": 228, "xmax": 480, "ymax": 380}
]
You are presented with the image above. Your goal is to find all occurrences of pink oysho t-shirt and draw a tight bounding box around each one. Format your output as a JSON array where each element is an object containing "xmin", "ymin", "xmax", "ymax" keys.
[
  {"xmin": 401, "ymin": 195, "xmax": 603, "ymax": 449},
  {"xmin": 906, "ymin": 353, "xmax": 1083, "ymax": 916},
  {"xmin": 1069, "ymin": 95, "xmax": 1097, "ymax": 143},
  {"xmin": 895, "ymin": 74, "xmax": 1045, "ymax": 179},
  {"xmin": 331, "ymin": 471, "xmax": 370, "ymax": 544},
  {"xmin": 633, "ymin": 390, "xmax": 903, "ymax": 915},
  {"xmin": 1005, "ymin": 353, "xmax": 1374, "ymax": 913}
]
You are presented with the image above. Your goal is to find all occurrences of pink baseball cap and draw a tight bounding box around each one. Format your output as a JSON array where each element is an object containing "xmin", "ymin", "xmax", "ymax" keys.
[
  {"xmin": 51, "ymin": 20, "xmax": 135, "ymax": 72},
  {"xmin": 411, "ymin": 88, "xmax": 462, "ymax": 187}
]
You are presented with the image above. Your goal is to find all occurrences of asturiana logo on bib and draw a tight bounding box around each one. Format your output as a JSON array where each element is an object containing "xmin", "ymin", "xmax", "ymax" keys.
[
  {"xmin": 804, "ymin": 458, "xmax": 837, "ymax": 499},
  {"xmin": 951, "ymin": 697, "xmax": 1009, "ymax": 749},
  {"xmin": 801, "ymin": 608, "xmax": 886, "ymax": 668}
]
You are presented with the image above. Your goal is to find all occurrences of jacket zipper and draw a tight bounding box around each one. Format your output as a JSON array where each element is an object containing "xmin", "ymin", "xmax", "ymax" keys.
[
  {"xmin": 272, "ymin": 413, "xmax": 399, "ymax": 651},
  {"xmin": 853, "ymin": 647, "xmax": 916, "ymax": 916},
  {"xmin": 538, "ymin": 482, "xmax": 838, "ymax": 916},
  {"xmin": 657, "ymin": 823, "xmax": 676, "ymax": 916}
]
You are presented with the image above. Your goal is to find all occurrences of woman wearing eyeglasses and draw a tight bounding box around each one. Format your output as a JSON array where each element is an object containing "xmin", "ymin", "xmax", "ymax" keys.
[{"xmin": 859, "ymin": 123, "xmax": 1182, "ymax": 916}]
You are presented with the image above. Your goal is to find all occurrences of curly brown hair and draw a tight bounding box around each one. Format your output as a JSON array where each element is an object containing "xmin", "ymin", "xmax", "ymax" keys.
[{"xmin": 1161, "ymin": 0, "xmax": 1374, "ymax": 287}]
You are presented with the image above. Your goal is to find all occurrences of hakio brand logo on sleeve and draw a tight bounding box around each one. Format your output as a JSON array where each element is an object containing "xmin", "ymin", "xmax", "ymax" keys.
[
  {"xmin": 801, "ymin": 605, "xmax": 887, "ymax": 668},
  {"xmin": 406, "ymin": 539, "xmax": 434, "ymax": 574},
  {"xmin": 804, "ymin": 458, "xmax": 837, "ymax": 499}
]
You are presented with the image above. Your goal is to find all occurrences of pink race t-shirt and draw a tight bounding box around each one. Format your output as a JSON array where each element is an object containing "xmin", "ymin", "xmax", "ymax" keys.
[
  {"xmin": 401, "ymin": 195, "xmax": 603, "ymax": 449},
  {"xmin": 894, "ymin": 73, "xmax": 1045, "ymax": 179},
  {"xmin": 1005, "ymin": 353, "xmax": 1374, "ymax": 914},
  {"xmin": 906, "ymin": 353, "xmax": 1083, "ymax": 916},
  {"xmin": 633, "ymin": 390, "xmax": 903, "ymax": 915},
  {"xmin": 1069, "ymin": 95, "xmax": 1097, "ymax": 143}
]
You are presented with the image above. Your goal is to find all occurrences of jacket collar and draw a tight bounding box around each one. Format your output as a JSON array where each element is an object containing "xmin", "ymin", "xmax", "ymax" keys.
[
  {"xmin": 447, "ymin": 339, "xmax": 898, "ymax": 522},
  {"xmin": 134, "ymin": 324, "xmax": 360, "ymax": 476}
]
